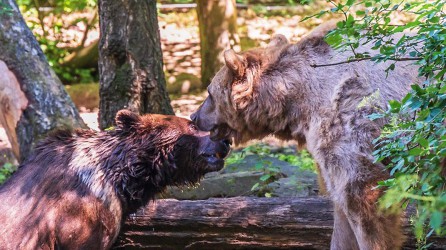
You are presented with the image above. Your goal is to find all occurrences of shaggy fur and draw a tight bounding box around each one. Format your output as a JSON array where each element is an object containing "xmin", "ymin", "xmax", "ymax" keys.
[
  {"xmin": 0, "ymin": 110, "xmax": 230, "ymax": 249},
  {"xmin": 192, "ymin": 22, "xmax": 420, "ymax": 250}
]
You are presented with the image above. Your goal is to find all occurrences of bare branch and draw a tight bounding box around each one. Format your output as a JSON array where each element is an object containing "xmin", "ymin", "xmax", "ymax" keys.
[
  {"xmin": 310, "ymin": 57, "xmax": 422, "ymax": 68},
  {"xmin": 78, "ymin": 7, "xmax": 98, "ymax": 51}
]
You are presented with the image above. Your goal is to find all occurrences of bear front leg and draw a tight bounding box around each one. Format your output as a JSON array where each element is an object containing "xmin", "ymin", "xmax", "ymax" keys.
[
  {"xmin": 318, "ymin": 151, "xmax": 404, "ymax": 250},
  {"xmin": 342, "ymin": 170, "xmax": 404, "ymax": 250},
  {"xmin": 340, "ymin": 155, "xmax": 403, "ymax": 247},
  {"xmin": 314, "ymin": 110, "xmax": 404, "ymax": 249},
  {"xmin": 331, "ymin": 204, "xmax": 360, "ymax": 250}
]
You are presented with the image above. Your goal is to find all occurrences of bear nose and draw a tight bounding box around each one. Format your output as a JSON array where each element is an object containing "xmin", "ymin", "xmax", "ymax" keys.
[{"xmin": 201, "ymin": 137, "xmax": 231, "ymax": 161}]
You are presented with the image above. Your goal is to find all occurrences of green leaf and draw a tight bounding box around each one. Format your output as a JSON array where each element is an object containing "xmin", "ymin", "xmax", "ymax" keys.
[
  {"xmin": 260, "ymin": 174, "xmax": 271, "ymax": 182},
  {"xmin": 409, "ymin": 51, "xmax": 418, "ymax": 57},
  {"xmin": 325, "ymin": 33, "xmax": 343, "ymax": 47},
  {"xmin": 410, "ymin": 84, "xmax": 426, "ymax": 95},
  {"xmin": 346, "ymin": 14, "xmax": 355, "ymax": 26},
  {"xmin": 407, "ymin": 97, "xmax": 423, "ymax": 110},
  {"xmin": 429, "ymin": 16, "xmax": 440, "ymax": 23},
  {"xmin": 425, "ymin": 108, "xmax": 442, "ymax": 122},
  {"xmin": 430, "ymin": 211, "xmax": 443, "ymax": 231},
  {"xmin": 254, "ymin": 162, "xmax": 263, "ymax": 170},
  {"xmin": 418, "ymin": 138, "xmax": 429, "ymax": 148},
  {"xmin": 389, "ymin": 100, "xmax": 401, "ymax": 112},
  {"xmin": 390, "ymin": 160, "xmax": 404, "ymax": 176},
  {"xmin": 251, "ymin": 183, "xmax": 260, "ymax": 191},
  {"xmin": 409, "ymin": 147, "xmax": 422, "ymax": 156},
  {"xmin": 356, "ymin": 10, "xmax": 365, "ymax": 16}
]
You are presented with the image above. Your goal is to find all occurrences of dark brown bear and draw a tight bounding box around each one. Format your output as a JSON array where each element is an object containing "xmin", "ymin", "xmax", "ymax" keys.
[{"xmin": 0, "ymin": 110, "xmax": 230, "ymax": 249}]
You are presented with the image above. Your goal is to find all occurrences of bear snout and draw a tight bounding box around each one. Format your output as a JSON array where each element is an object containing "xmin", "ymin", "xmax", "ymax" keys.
[
  {"xmin": 191, "ymin": 111, "xmax": 214, "ymax": 131},
  {"xmin": 190, "ymin": 98, "xmax": 219, "ymax": 132},
  {"xmin": 200, "ymin": 138, "xmax": 231, "ymax": 171}
]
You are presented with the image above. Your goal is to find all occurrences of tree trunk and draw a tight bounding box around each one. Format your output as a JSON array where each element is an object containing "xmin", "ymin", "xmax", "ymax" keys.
[
  {"xmin": 0, "ymin": 0, "xmax": 86, "ymax": 162},
  {"xmin": 113, "ymin": 197, "xmax": 446, "ymax": 250},
  {"xmin": 98, "ymin": 0, "xmax": 173, "ymax": 130},
  {"xmin": 196, "ymin": 0, "xmax": 239, "ymax": 88}
]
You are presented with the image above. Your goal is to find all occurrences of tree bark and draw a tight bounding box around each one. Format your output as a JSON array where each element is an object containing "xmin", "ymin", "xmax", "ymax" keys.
[
  {"xmin": 0, "ymin": 0, "xmax": 86, "ymax": 162},
  {"xmin": 98, "ymin": 0, "xmax": 173, "ymax": 130},
  {"xmin": 113, "ymin": 197, "xmax": 446, "ymax": 250},
  {"xmin": 196, "ymin": 0, "xmax": 239, "ymax": 88}
]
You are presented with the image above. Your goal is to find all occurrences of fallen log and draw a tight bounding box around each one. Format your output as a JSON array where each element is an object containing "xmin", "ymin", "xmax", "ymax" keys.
[
  {"xmin": 62, "ymin": 39, "xmax": 98, "ymax": 69},
  {"xmin": 113, "ymin": 197, "xmax": 446, "ymax": 249}
]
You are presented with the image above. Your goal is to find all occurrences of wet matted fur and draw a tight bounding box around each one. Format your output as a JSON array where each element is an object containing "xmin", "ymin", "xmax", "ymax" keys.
[
  {"xmin": 192, "ymin": 22, "xmax": 420, "ymax": 250},
  {"xmin": 0, "ymin": 110, "xmax": 230, "ymax": 249}
]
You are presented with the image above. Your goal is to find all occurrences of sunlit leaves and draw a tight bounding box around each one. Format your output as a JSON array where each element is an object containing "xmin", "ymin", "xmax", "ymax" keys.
[{"xmin": 309, "ymin": 0, "xmax": 446, "ymax": 245}]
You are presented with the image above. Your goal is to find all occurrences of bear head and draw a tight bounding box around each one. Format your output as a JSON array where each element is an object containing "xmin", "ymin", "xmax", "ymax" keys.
[
  {"xmin": 191, "ymin": 35, "xmax": 290, "ymax": 143},
  {"xmin": 111, "ymin": 110, "xmax": 231, "ymax": 211}
]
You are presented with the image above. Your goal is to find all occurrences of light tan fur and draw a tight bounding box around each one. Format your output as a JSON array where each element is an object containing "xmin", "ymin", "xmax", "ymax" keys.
[{"xmin": 192, "ymin": 22, "xmax": 421, "ymax": 249}]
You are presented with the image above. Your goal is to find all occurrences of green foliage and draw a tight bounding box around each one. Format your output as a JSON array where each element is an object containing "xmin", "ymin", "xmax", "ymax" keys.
[
  {"xmin": 17, "ymin": 0, "xmax": 97, "ymax": 83},
  {"xmin": 311, "ymin": 0, "xmax": 446, "ymax": 246},
  {"xmin": 0, "ymin": 163, "xmax": 16, "ymax": 184},
  {"xmin": 276, "ymin": 148, "xmax": 315, "ymax": 172},
  {"xmin": 225, "ymin": 143, "xmax": 315, "ymax": 197}
]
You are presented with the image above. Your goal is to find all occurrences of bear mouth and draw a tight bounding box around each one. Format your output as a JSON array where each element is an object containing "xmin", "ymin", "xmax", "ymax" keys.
[
  {"xmin": 202, "ymin": 153, "xmax": 225, "ymax": 171},
  {"xmin": 210, "ymin": 124, "xmax": 232, "ymax": 141}
]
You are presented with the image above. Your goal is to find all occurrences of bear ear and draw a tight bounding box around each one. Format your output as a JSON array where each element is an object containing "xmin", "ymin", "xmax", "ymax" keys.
[
  {"xmin": 115, "ymin": 110, "xmax": 141, "ymax": 131},
  {"xmin": 263, "ymin": 34, "xmax": 289, "ymax": 65},
  {"xmin": 224, "ymin": 49, "xmax": 246, "ymax": 77},
  {"xmin": 267, "ymin": 34, "xmax": 289, "ymax": 49}
]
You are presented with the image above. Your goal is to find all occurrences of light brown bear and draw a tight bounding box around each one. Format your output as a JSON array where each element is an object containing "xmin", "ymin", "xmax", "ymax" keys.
[{"xmin": 191, "ymin": 22, "xmax": 420, "ymax": 250}]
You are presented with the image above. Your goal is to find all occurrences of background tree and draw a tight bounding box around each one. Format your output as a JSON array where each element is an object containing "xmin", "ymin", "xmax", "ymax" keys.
[
  {"xmin": 311, "ymin": 0, "xmax": 446, "ymax": 246},
  {"xmin": 196, "ymin": 0, "xmax": 239, "ymax": 88},
  {"xmin": 0, "ymin": 0, "xmax": 86, "ymax": 162},
  {"xmin": 16, "ymin": 0, "xmax": 99, "ymax": 84},
  {"xmin": 98, "ymin": 0, "xmax": 174, "ymax": 130}
]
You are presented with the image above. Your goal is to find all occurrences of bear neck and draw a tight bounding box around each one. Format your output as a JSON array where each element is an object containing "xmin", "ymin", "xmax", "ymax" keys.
[
  {"xmin": 241, "ymin": 42, "xmax": 350, "ymax": 146},
  {"xmin": 237, "ymin": 58, "xmax": 318, "ymax": 145}
]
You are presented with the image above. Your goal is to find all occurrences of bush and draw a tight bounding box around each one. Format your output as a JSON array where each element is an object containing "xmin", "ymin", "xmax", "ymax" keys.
[{"xmin": 309, "ymin": 0, "xmax": 445, "ymax": 246}]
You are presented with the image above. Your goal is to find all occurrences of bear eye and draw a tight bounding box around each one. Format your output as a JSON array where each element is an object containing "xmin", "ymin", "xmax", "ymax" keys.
[{"xmin": 189, "ymin": 123, "xmax": 198, "ymax": 131}]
